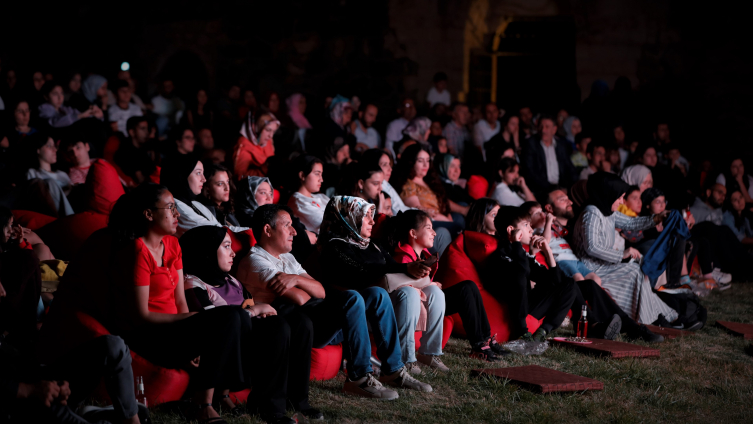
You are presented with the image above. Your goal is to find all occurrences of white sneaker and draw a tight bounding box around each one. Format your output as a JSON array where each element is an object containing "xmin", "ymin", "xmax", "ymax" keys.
[
  {"xmin": 712, "ymin": 268, "xmax": 732, "ymax": 284},
  {"xmin": 379, "ymin": 366, "xmax": 433, "ymax": 392},
  {"xmin": 416, "ymin": 353, "xmax": 450, "ymax": 372},
  {"xmin": 343, "ymin": 373, "xmax": 399, "ymax": 400},
  {"xmin": 405, "ymin": 361, "xmax": 422, "ymax": 375}
]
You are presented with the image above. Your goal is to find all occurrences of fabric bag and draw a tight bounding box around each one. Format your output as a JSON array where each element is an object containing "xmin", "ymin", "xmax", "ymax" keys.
[{"xmin": 378, "ymin": 273, "xmax": 432, "ymax": 293}]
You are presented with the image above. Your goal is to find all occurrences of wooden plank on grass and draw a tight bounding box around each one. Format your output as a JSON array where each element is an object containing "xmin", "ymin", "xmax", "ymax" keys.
[
  {"xmin": 550, "ymin": 338, "xmax": 660, "ymax": 358},
  {"xmin": 715, "ymin": 321, "xmax": 753, "ymax": 340},
  {"xmin": 471, "ymin": 365, "xmax": 603, "ymax": 393}
]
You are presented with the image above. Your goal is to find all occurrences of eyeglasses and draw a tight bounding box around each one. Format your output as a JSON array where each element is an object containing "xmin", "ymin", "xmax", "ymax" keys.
[{"xmin": 153, "ymin": 204, "xmax": 179, "ymax": 216}]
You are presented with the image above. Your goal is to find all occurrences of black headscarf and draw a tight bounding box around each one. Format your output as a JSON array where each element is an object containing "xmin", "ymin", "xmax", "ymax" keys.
[
  {"xmin": 234, "ymin": 176, "xmax": 272, "ymax": 226},
  {"xmin": 587, "ymin": 171, "xmax": 629, "ymax": 217},
  {"xmin": 160, "ymin": 154, "xmax": 206, "ymax": 217},
  {"xmin": 179, "ymin": 226, "xmax": 229, "ymax": 287}
]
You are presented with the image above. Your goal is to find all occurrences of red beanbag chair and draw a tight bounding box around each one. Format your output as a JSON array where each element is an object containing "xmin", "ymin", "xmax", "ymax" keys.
[
  {"xmin": 434, "ymin": 231, "xmax": 540, "ymax": 342},
  {"xmin": 466, "ymin": 175, "xmax": 489, "ymax": 200},
  {"xmin": 36, "ymin": 211, "xmax": 109, "ymax": 260},
  {"xmin": 310, "ymin": 344, "xmax": 343, "ymax": 380},
  {"xmin": 11, "ymin": 210, "xmax": 57, "ymax": 230},
  {"xmin": 85, "ymin": 160, "xmax": 125, "ymax": 215}
]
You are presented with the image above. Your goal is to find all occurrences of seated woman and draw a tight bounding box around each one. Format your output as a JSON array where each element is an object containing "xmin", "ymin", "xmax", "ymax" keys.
[
  {"xmin": 322, "ymin": 95, "xmax": 355, "ymax": 147},
  {"xmin": 160, "ymin": 155, "xmax": 249, "ymax": 237},
  {"xmin": 465, "ymin": 198, "xmax": 500, "ymax": 235},
  {"xmin": 233, "ymin": 112, "xmax": 280, "ymax": 178},
  {"xmin": 391, "ymin": 144, "xmax": 462, "ymax": 235},
  {"xmin": 319, "ymin": 136, "xmax": 351, "ymax": 195},
  {"xmin": 179, "ymin": 226, "xmax": 322, "ymax": 421},
  {"xmin": 25, "ymin": 133, "xmax": 74, "ymax": 216},
  {"xmin": 235, "ymin": 176, "xmax": 316, "ymax": 262},
  {"xmin": 82, "ymin": 74, "xmax": 109, "ymax": 116},
  {"xmin": 434, "ymin": 153, "xmax": 472, "ymax": 221},
  {"xmin": 391, "ymin": 210, "xmax": 508, "ymax": 366},
  {"xmin": 484, "ymin": 114, "xmax": 520, "ymax": 159},
  {"xmin": 621, "ymin": 164, "xmax": 653, "ymax": 194},
  {"xmin": 717, "ymin": 157, "xmax": 753, "ymax": 208},
  {"xmin": 38, "ymin": 81, "xmax": 102, "ymax": 128},
  {"xmin": 287, "ymin": 155, "xmax": 330, "ymax": 234},
  {"xmin": 490, "ymin": 157, "xmax": 535, "ymax": 207},
  {"xmin": 107, "ymin": 183, "xmax": 294, "ymax": 424},
  {"xmin": 723, "ymin": 190, "xmax": 753, "ymax": 246},
  {"xmin": 198, "ymin": 162, "xmax": 241, "ymax": 227},
  {"xmin": 338, "ymin": 162, "xmax": 392, "ymax": 216},
  {"xmin": 360, "ymin": 149, "xmax": 410, "ymax": 215},
  {"xmin": 317, "ymin": 196, "xmax": 433, "ymax": 391},
  {"xmin": 572, "ymin": 172, "xmax": 678, "ymax": 325}
]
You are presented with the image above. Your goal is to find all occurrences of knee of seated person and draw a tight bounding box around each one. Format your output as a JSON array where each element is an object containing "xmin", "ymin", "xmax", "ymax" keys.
[
  {"xmin": 424, "ymin": 284, "xmax": 445, "ymax": 304},
  {"xmin": 458, "ymin": 280, "xmax": 480, "ymax": 295},
  {"xmin": 98, "ymin": 335, "xmax": 131, "ymax": 365},
  {"xmin": 342, "ymin": 290, "xmax": 365, "ymax": 311},
  {"xmin": 394, "ymin": 285, "xmax": 420, "ymax": 303},
  {"xmin": 361, "ymin": 286, "xmax": 389, "ymax": 303}
]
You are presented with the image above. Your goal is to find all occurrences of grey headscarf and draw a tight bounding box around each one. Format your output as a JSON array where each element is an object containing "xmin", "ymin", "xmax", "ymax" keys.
[
  {"xmin": 563, "ymin": 116, "xmax": 580, "ymax": 143},
  {"xmin": 621, "ymin": 164, "xmax": 652, "ymax": 187},
  {"xmin": 82, "ymin": 74, "xmax": 107, "ymax": 103},
  {"xmin": 402, "ymin": 117, "xmax": 432, "ymax": 142},
  {"xmin": 235, "ymin": 176, "xmax": 273, "ymax": 226}
]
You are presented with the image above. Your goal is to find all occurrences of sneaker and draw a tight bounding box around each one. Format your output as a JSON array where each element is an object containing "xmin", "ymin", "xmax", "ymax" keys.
[
  {"xmin": 379, "ymin": 366, "xmax": 433, "ymax": 392},
  {"xmin": 685, "ymin": 320, "xmax": 704, "ymax": 331},
  {"xmin": 518, "ymin": 332, "xmax": 534, "ymax": 342},
  {"xmin": 488, "ymin": 334, "xmax": 513, "ymax": 357},
  {"xmin": 589, "ymin": 314, "xmax": 622, "ymax": 340},
  {"xmin": 470, "ymin": 340, "xmax": 503, "ymax": 362},
  {"xmin": 416, "ymin": 353, "xmax": 450, "ymax": 372},
  {"xmin": 712, "ymin": 268, "xmax": 732, "ymax": 284},
  {"xmin": 717, "ymin": 280, "xmax": 732, "ymax": 291},
  {"xmin": 628, "ymin": 325, "xmax": 664, "ymax": 343},
  {"xmin": 405, "ymin": 361, "xmax": 422, "ymax": 375},
  {"xmin": 343, "ymin": 373, "xmax": 399, "ymax": 400},
  {"xmin": 532, "ymin": 328, "xmax": 547, "ymax": 342}
]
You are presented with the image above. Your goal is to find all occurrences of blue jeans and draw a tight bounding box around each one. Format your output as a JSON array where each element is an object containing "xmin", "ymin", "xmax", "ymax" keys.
[
  {"xmin": 557, "ymin": 260, "xmax": 594, "ymax": 278},
  {"xmin": 390, "ymin": 285, "xmax": 445, "ymax": 363},
  {"xmin": 312, "ymin": 287, "xmax": 404, "ymax": 379}
]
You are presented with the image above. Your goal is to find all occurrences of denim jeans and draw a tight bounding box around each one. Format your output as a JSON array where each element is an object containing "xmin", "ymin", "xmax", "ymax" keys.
[{"xmin": 390, "ymin": 285, "xmax": 445, "ymax": 363}]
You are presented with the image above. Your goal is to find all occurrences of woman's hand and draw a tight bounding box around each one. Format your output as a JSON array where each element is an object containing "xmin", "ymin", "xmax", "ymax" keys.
[
  {"xmin": 653, "ymin": 210, "xmax": 670, "ymax": 224},
  {"xmin": 246, "ymin": 303, "xmax": 277, "ymax": 318},
  {"xmin": 189, "ymin": 356, "xmax": 200, "ymax": 368},
  {"xmin": 622, "ymin": 247, "xmax": 641, "ymax": 260},
  {"xmin": 514, "ymin": 176, "xmax": 528, "ymax": 188},
  {"xmin": 92, "ymin": 105, "xmax": 104, "ymax": 119},
  {"xmin": 407, "ymin": 261, "xmax": 431, "ymax": 279}
]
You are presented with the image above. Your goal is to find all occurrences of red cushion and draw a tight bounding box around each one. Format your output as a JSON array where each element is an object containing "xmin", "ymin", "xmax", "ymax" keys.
[
  {"xmin": 463, "ymin": 231, "xmax": 498, "ymax": 264},
  {"xmin": 228, "ymin": 229, "xmax": 256, "ymax": 277},
  {"xmin": 11, "ymin": 210, "xmax": 57, "ymax": 231},
  {"xmin": 36, "ymin": 212, "xmax": 109, "ymax": 260},
  {"xmin": 273, "ymin": 188, "xmax": 280, "ymax": 204},
  {"xmin": 466, "ymin": 175, "xmax": 489, "ymax": 200},
  {"xmin": 150, "ymin": 166, "xmax": 161, "ymax": 184},
  {"xmin": 85, "ymin": 160, "xmax": 125, "ymax": 215},
  {"xmin": 310, "ymin": 344, "xmax": 343, "ymax": 380}
]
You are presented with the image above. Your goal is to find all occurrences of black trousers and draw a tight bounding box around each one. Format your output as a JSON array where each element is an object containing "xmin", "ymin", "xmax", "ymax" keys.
[
  {"xmin": 485, "ymin": 267, "xmax": 575, "ymax": 338},
  {"xmin": 571, "ymin": 279, "xmax": 640, "ymax": 335},
  {"xmin": 124, "ymin": 305, "xmax": 290, "ymax": 416},
  {"xmin": 692, "ymin": 222, "xmax": 753, "ymax": 280},
  {"xmin": 687, "ymin": 235, "xmax": 714, "ymax": 275},
  {"xmin": 443, "ymin": 280, "xmax": 491, "ymax": 345},
  {"xmin": 0, "ymin": 249, "xmax": 41, "ymax": 352}
]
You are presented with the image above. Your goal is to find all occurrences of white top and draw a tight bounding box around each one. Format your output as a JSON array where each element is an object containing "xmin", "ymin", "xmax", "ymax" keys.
[
  {"xmin": 237, "ymin": 245, "xmax": 307, "ymax": 304},
  {"xmin": 580, "ymin": 166, "xmax": 596, "ymax": 181},
  {"xmin": 473, "ymin": 120, "xmax": 500, "ymax": 149},
  {"xmin": 174, "ymin": 199, "xmax": 249, "ymax": 238},
  {"xmin": 385, "ymin": 117, "xmax": 409, "ymax": 156},
  {"xmin": 533, "ymin": 227, "xmax": 581, "ymax": 263},
  {"xmin": 426, "ymin": 87, "xmax": 451, "ymax": 107},
  {"xmin": 27, "ymin": 168, "xmax": 72, "ymax": 189},
  {"xmin": 26, "ymin": 168, "xmax": 74, "ymax": 216},
  {"xmin": 491, "ymin": 182, "xmax": 524, "ymax": 207},
  {"xmin": 618, "ymin": 148, "xmax": 629, "ymax": 169},
  {"xmin": 541, "ymin": 140, "xmax": 560, "ymax": 185},
  {"xmin": 354, "ymin": 123, "xmax": 382, "ymax": 149},
  {"xmin": 150, "ymin": 94, "xmax": 184, "ymax": 123},
  {"xmin": 108, "ymin": 102, "xmax": 143, "ymax": 136},
  {"xmin": 716, "ymin": 173, "xmax": 753, "ymax": 200},
  {"xmin": 287, "ymin": 192, "xmax": 330, "ymax": 233},
  {"xmin": 381, "ymin": 180, "xmax": 411, "ymax": 215}
]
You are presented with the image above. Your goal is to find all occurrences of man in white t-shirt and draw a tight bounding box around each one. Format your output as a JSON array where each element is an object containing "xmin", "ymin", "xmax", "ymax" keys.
[
  {"xmin": 473, "ymin": 103, "xmax": 501, "ymax": 160},
  {"xmin": 353, "ymin": 103, "xmax": 381, "ymax": 149},
  {"xmin": 491, "ymin": 157, "xmax": 536, "ymax": 207},
  {"xmin": 108, "ymin": 79, "xmax": 143, "ymax": 136},
  {"xmin": 426, "ymin": 72, "xmax": 451, "ymax": 107},
  {"xmin": 385, "ymin": 98, "xmax": 416, "ymax": 156}
]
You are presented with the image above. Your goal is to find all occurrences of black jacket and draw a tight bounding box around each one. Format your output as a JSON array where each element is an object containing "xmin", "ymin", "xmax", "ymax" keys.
[{"xmin": 522, "ymin": 136, "xmax": 577, "ymax": 194}]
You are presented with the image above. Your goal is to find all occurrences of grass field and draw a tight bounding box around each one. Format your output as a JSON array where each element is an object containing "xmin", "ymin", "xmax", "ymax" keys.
[{"xmin": 152, "ymin": 284, "xmax": 753, "ymax": 423}]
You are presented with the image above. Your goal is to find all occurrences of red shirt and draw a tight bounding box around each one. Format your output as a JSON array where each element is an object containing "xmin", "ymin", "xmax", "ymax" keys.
[{"xmin": 129, "ymin": 236, "xmax": 183, "ymax": 314}]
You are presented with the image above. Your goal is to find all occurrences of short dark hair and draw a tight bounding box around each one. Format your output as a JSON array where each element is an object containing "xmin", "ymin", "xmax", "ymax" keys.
[
  {"xmin": 495, "ymin": 157, "xmax": 519, "ymax": 181},
  {"xmin": 250, "ymin": 204, "xmax": 294, "ymax": 241},
  {"xmin": 539, "ymin": 114, "xmax": 557, "ymax": 126},
  {"xmin": 110, "ymin": 79, "xmax": 129, "ymax": 92},
  {"xmin": 433, "ymin": 72, "xmax": 448, "ymax": 83},
  {"xmin": 520, "ymin": 201, "xmax": 542, "ymax": 218},
  {"xmin": 539, "ymin": 186, "xmax": 566, "ymax": 207},
  {"xmin": 449, "ymin": 101, "xmax": 467, "ymax": 113},
  {"xmin": 126, "ymin": 116, "xmax": 148, "ymax": 134},
  {"xmin": 40, "ymin": 80, "xmax": 62, "ymax": 98},
  {"xmin": 586, "ymin": 140, "xmax": 604, "ymax": 156},
  {"xmin": 575, "ymin": 132, "xmax": 591, "ymax": 146},
  {"xmin": 625, "ymin": 185, "xmax": 640, "ymax": 198},
  {"xmin": 494, "ymin": 206, "xmax": 530, "ymax": 235},
  {"xmin": 293, "ymin": 155, "xmax": 323, "ymax": 188}
]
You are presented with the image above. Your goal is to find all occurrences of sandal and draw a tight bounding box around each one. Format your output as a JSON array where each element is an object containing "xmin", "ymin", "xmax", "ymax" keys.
[
  {"xmin": 218, "ymin": 394, "xmax": 247, "ymax": 418},
  {"xmin": 196, "ymin": 403, "xmax": 228, "ymax": 424}
]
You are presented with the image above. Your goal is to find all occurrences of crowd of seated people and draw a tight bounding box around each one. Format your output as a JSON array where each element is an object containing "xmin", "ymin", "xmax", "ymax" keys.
[{"xmin": 1, "ymin": 64, "xmax": 749, "ymax": 423}]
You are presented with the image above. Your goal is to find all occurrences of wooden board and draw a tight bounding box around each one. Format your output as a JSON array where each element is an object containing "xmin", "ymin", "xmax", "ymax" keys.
[
  {"xmin": 644, "ymin": 325, "xmax": 693, "ymax": 340},
  {"xmin": 551, "ymin": 338, "xmax": 660, "ymax": 358},
  {"xmin": 471, "ymin": 365, "xmax": 603, "ymax": 393},
  {"xmin": 715, "ymin": 321, "xmax": 753, "ymax": 340}
]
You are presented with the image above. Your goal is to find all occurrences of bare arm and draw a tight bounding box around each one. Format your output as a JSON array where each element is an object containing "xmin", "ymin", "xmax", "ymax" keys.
[
  {"xmin": 542, "ymin": 213, "xmax": 554, "ymax": 244},
  {"xmin": 448, "ymin": 199, "xmax": 469, "ymax": 216},
  {"xmin": 269, "ymin": 272, "xmax": 326, "ymax": 300},
  {"xmin": 130, "ymin": 285, "xmax": 195, "ymax": 326},
  {"xmin": 280, "ymin": 288, "xmax": 312, "ymax": 306},
  {"xmin": 174, "ymin": 270, "xmax": 189, "ymax": 314}
]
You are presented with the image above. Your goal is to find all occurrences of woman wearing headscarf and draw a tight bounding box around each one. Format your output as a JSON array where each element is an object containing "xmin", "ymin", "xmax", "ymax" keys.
[
  {"xmin": 179, "ymin": 226, "xmax": 321, "ymax": 420},
  {"xmin": 572, "ymin": 172, "xmax": 678, "ymax": 325},
  {"xmin": 317, "ymin": 196, "xmax": 433, "ymax": 392},
  {"xmin": 562, "ymin": 116, "xmax": 582, "ymax": 150},
  {"xmin": 393, "ymin": 117, "xmax": 432, "ymax": 156},
  {"xmin": 160, "ymin": 155, "xmax": 249, "ymax": 237},
  {"xmin": 621, "ymin": 164, "xmax": 653, "ymax": 194},
  {"xmin": 232, "ymin": 111, "xmax": 280, "ymax": 178},
  {"xmin": 81, "ymin": 74, "xmax": 109, "ymax": 114}
]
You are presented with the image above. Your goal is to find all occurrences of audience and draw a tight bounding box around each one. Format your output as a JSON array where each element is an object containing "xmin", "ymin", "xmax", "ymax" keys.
[
  {"xmin": 287, "ymin": 155, "xmax": 330, "ymax": 233},
  {"xmin": 717, "ymin": 157, "xmax": 753, "ymax": 206},
  {"xmin": 352, "ymin": 102, "xmax": 381, "ymax": 150},
  {"xmin": 114, "ymin": 116, "xmax": 156, "ymax": 184},
  {"xmin": 523, "ymin": 114, "xmax": 577, "ymax": 194},
  {"xmin": 233, "ymin": 112, "xmax": 280, "ymax": 178},
  {"xmin": 473, "ymin": 103, "xmax": 501, "ymax": 158},
  {"xmin": 579, "ymin": 141, "xmax": 608, "ymax": 180},
  {"xmin": 442, "ymin": 102, "xmax": 471, "ymax": 158},
  {"xmin": 426, "ymin": 72, "xmax": 451, "ymax": 107},
  {"xmin": 38, "ymin": 81, "xmax": 101, "ymax": 128},
  {"xmin": 723, "ymin": 190, "xmax": 753, "ymax": 245},
  {"xmin": 108, "ymin": 79, "xmax": 142, "ymax": 136},
  {"xmin": 25, "ymin": 134, "xmax": 74, "ymax": 216}
]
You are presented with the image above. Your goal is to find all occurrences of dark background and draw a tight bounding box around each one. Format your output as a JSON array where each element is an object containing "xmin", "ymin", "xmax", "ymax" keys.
[{"xmin": 2, "ymin": 0, "xmax": 753, "ymax": 162}]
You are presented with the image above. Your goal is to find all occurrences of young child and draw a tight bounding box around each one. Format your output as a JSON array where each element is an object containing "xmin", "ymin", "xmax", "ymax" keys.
[
  {"xmin": 522, "ymin": 201, "xmax": 603, "ymax": 286},
  {"xmin": 616, "ymin": 185, "xmax": 645, "ymax": 244}
]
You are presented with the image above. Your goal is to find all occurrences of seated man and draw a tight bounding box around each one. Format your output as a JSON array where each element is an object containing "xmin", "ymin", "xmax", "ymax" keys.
[
  {"xmin": 579, "ymin": 141, "xmax": 608, "ymax": 181},
  {"xmin": 485, "ymin": 205, "xmax": 576, "ymax": 342},
  {"xmin": 62, "ymin": 139, "xmax": 97, "ymax": 185},
  {"xmin": 113, "ymin": 116, "xmax": 156, "ymax": 184},
  {"xmin": 238, "ymin": 204, "xmax": 417, "ymax": 400},
  {"xmin": 522, "ymin": 114, "xmax": 577, "ymax": 195}
]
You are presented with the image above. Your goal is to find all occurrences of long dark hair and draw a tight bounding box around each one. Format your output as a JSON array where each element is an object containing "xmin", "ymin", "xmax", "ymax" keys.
[
  {"xmin": 108, "ymin": 183, "xmax": 169, "ymax": 249},
  {"xmin": 338, "ymin": 161, "xmax": 383, "ymax": 198},
  {"xmin": 386, "ymin": 209, "xmax": 431, "ymax": 250},
  {"xmin": 390, "ymin": 143, "xmax": 449, "ymax": 214},
  {"xmin": 466, "ymin": 198, "xmax": 499, "ymax": 233},
  {"xmin": 722, "ymin": 156, "xmax": 750, "ymax": 194},
  {"xmin": 199, "ymin": 162, "xmax": 235, "ymax": 221},
  {"xmin": 292, "ymin": 155, "xmax": 323, "ymax": 189},
  {"xmin": 725, "ymin": 189, "xmax": 748, "ymax": 231}
]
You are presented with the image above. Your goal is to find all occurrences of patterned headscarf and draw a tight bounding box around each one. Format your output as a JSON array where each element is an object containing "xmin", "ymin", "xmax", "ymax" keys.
[
  {"xmin": 402, "ymin": 117, "xmax": 432, "ymax": 142},
  {"xmin": 286, "ymin": 93, "xmax": 312, "ymax": 129},
  {"xmin": 621, "ymin": 164, "xmax": 651, "ymax": 187},
  {"xmin": 319, "ymin": 196, "xmax": 375, "ymax": 249},
  {"xmin": 239, "ymin": 111, "xmax": 280, "ymax": 146},
  {"xmin": 329, "ymin": 95, "xmax": 352, "ymax": 128}
]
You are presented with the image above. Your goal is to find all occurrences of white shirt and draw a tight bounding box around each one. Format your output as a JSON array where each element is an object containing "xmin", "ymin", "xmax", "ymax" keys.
[
  {"xmin": 580, "ymin": 166, "xmax": 596, "ymax": 181},
  {"xmin": 287, "ymin": 192, "xmax": 330, "ymax": 233},
  {"xmin": 473, "ymin": 120, "xmax": 500, "ymax": 149},
  {"xmin": 491, "ymin": 182, "xmax": 524, "ymax": 207},
  {"xmin": 716, "ymin": 173, "xmax": 753, "ymax": 200},
  {"xmin": 354, "ymin": 122, "xmax": 381, "ymax": 149},
  {"xmin": 533, "ymin": 227, "xmax": 580, "ymax": 262},
  {"xmin": 426, "ymin": 87, "xmax": 451, "ymax": 107},
  {"xmin": 385, "ymin": 118, "xmax": 409, "ymax": 156},
  {"xmin": 541, "ymin": 139, "xmax": 560, "ymax": 185},
  {"xmin": 174, "ymin": 199, "xmax": 249, "ymax": 238},
  {"xmin": 238, "ymin": 245, "xmax": 307, "ymax": 304},
  {"xmin": 108, "ymin": 102, "xmax": 143, "ymax": 136},
  {"xmin": 381, "ymin": 180, "xmax": 411, "ymax": 214}
]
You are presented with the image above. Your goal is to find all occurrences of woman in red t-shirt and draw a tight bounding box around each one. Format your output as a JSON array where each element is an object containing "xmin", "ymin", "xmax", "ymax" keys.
[{"xmin": 108, "ymin": 183, "xmax": 293, "ymax": 424}]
